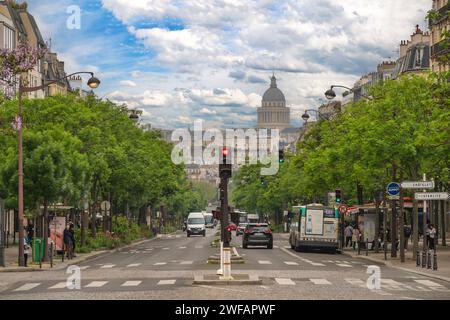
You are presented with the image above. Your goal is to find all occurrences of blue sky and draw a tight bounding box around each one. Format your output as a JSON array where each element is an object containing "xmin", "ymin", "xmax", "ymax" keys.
[{"xmin": 27, "ymin": 0, "xmax": 431, "ymax": 129}]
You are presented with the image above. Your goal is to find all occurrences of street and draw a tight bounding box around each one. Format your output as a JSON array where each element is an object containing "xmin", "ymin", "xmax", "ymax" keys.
[{"xmin": 1, "ymin": 228, "xmax": 449, "ymax": 300}]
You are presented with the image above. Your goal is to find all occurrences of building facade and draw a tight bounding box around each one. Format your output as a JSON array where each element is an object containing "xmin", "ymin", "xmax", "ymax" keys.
[
  {"xmin": 256, "ymin": 75, "xmax": 291, "ymax": 130},
  {"xmin": 430, "ymin": 0, "xmax": 450, "ymax": 73}
]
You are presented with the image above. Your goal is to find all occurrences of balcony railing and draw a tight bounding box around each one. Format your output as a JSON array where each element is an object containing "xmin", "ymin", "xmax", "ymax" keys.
[
  {"xmin": 429, "ymin": 3, "xmax": 449, "ymax": 26},
  {"xmin": 431, "ymin": 40, "xmax": 450, "ymax": 57}
]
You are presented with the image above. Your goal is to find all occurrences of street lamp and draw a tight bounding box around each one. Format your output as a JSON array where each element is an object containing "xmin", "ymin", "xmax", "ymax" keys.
[
  {"xmin": 16, "ymin": 71, "xmax": 100, "ymax": 266},
  {"xmin": 325, "ymin": 85, "xmax": 373, "ymax": 101},
  {"xmin": 301, "ymin": 109, "xmax": 326, "ymax": 123}
]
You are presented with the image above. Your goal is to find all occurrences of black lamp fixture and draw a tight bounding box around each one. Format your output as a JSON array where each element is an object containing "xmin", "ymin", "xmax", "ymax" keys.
[
  {"xmin": 301, "ymin": 112, "xmax": 310, "ymax": 122},
  {"xmin": 87, "ymin": 73, "xmax": 101, "ymax": 89}
]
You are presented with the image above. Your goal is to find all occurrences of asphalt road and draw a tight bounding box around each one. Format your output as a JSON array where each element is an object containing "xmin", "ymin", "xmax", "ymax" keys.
[{"xmin": 0, "ymin": 227, "xmax": 449, "ymax": 300}]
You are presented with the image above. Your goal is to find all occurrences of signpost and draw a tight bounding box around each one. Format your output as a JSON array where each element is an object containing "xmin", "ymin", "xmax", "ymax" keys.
[
  {"xmin": 414, "ymin": 193, "xmax": 449, "ymax": 201},
  {"xmin": 101, "ymin": 201, "xmax": 111, "ymax": 232},
  {"xmin": 401, "ymin": 181, "xmax": 435, "ymax": 189},
  {"xmin": 387, "ymin": 182, "xmax": 400, "ymax": 200}
]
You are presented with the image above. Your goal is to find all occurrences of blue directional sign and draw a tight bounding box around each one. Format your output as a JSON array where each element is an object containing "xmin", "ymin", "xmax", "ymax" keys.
[{"xmin": 387, "ymin": 182, "xmax": 401, "ymax": 196}]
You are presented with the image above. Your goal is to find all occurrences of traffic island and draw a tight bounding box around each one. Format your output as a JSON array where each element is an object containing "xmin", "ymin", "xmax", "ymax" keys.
[
  {"xmin": 193, "ymin": 274, "xmax": 262, "ymax": 285},
  {"xmin": 207, "ymin": 247, "xmax": 244, "ymax": 264}
]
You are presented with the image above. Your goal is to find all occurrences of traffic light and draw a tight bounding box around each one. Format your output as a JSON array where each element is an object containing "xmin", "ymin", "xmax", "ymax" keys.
[
  {"xmin": 219, "ymin": 147, "xmax": 232, "ymax": 179},
  {"xmin": 335, "ymin": 189, "xmax": 342, "ymax": 204},
  {"xmin": 279, "ymin": 150, "xmax": 285, "ymax": 164}
]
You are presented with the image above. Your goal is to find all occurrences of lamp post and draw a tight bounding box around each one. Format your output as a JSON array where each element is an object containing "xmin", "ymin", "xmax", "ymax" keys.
[
  {"xmin": 16, "ymin": 72, "xmax": 100, "ymax": 266},
  {"xmin": 301, "ymin": 109, "xmax": 326, "ymax": 123}
]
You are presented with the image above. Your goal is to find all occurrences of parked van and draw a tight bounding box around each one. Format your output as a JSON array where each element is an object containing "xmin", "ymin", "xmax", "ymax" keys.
[{"xmin": 186, "ymin": 212, "xmax": 206, "ymax": 237}]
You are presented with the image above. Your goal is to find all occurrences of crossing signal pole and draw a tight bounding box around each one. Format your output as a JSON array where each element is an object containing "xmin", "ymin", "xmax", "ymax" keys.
[{"xmin": 219, "ymin": 147, "xmax": 232, "ymax": 248}]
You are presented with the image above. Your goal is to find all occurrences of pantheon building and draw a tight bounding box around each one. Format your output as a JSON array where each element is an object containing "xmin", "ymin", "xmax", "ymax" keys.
[{"xmin": 256, "ymin": 74, "xmax": 291, "ymax": 130}]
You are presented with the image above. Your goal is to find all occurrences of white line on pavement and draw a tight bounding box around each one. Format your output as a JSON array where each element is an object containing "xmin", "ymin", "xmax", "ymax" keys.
[
  {"xmin": 258, "ymin": 260, "xmax": 272, "ymax": 265},
  {"xmin": 121, "ymin": 281, "xmax": 142, "ymax": 287},
  {"xmin": 284, "ymin": 261, "xmax": 299, "ymax": 266},
  {"xmin": 48, "ymin": 282, "xmax": 68, "ymax": 289},
  {"xmin": 336, "ymin": 264, "xmax": 352, "ymax": 268},
  {"xmin": 179, "ymin": 247, "xmax": 187, "ymax": 249},
  {"xmin": 310, "ymin": 279, "xmax": 331, "ymax": 285},
  {"xmin": 154, "ymin": 262, "xmax": 167, "ymax": 266},
  {"xmin": 100, "ymin": 264, "xmax": 116, "ymax": 269},
  {"xmin": 275, "ymin": 278, "xmax": 295, "ymax": 285},
  {"xmin": 14, "ymin": 283, "xmax": 41, "ymax": 291},
  {"xmin": 158, "ymin": 280, "xmax": 176, "ymax": 285},
  {"xmin": 414, "ymin": 280, "xmax": 444, "ymax": 287},
  {"xmin": 126, "ymin": 263, "xmax": 142, "ymax": 268},
  {"xmin": 180, "ymin": 261, "xmax": 193, "ymax": 265},
  {"xmin": 85, "ymin": 281, "xmax": 108, "ymax": 288}
]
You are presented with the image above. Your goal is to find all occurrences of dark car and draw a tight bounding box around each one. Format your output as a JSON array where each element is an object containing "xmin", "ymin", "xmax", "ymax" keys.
[{"xmin": 242, "ymin": 223, "xmax": 273, "ymax": 249}]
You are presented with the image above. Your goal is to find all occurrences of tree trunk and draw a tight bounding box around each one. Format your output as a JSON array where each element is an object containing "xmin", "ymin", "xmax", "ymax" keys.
[
  {"xmin": 81, "ymin": 209, "xmax": 86, "ymax": 246},
  {"xmin": 399, "ymin": 170, "xmax": 405, "ymax": 263},
  {"xmin": 43, "ymin": 200, "xmax": 49, "ymax": 262}
]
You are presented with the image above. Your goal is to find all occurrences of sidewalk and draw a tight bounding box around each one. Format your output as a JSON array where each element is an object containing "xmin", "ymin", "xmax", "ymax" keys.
[{"xmin": 342, "ymin": 240, "xmax": 450, "ymax": 283}]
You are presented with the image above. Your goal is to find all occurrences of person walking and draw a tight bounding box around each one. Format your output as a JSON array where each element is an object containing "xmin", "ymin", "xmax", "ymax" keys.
[
  {"xmin": 23, "ymin": 237, "xmax": 30, "ymax": 267},
  {"xmin": 429, "ymin": 224, "xmax": 437, "ymax": 251},
  {"xmin": 63, "ymin": 224, "xmax": 73, "ymax": 260},
  {"xmin": 344, "ymin": 224, "xmax": 353, "ymax": 248},
  {"xmin": 404, "ymin": 225, "xmax": 411, "ymax": 251},
  {"xmin": 69, "ymin": 223, "xmax": 77, "ymax": 258},
  {"xmin": 352, "ymin": 226, "xmax": 360, "ymax": 250}
]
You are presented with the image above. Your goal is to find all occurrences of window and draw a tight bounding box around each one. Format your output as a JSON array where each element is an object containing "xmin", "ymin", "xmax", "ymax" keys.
[{"xmin": 3, "ymin": 25, "xmax": 15, "ymax": 49}]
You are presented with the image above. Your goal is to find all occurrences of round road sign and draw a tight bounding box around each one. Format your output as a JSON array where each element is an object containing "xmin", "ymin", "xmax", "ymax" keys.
[{"xmin": 387, "ymin": 182, "xmax": 400, "ymax": 197}]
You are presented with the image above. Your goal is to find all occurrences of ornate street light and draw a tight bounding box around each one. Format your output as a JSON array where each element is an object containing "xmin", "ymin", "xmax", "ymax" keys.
[
  {"xmin": 325, "ymin": 85, "xmax": 373, "ymax": 101},
  {"xmin": 16, "ymin": 71, "xmax": 100, "ymax": 266}
]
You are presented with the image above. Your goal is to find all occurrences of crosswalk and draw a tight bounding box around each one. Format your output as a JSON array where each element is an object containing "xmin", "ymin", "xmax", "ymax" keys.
[
  {"xmin": 120, "ymin": 245, "xmax": 207, "ymax": 254},
  {"xmin": 9, "ymin": 277, "xmax": 448, "ymax": 295}
]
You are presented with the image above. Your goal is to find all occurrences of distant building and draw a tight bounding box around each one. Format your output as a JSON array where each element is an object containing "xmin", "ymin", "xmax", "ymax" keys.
[
  {"xmin": 257, "ymin": 75, "xmax": 291, "ymax": 130},
  {"xmin": 43, "ymin": 51, "xmax": 70, "ymax": 96},
  {"xmin": 429, "ymin": 0, "xmax": 450, "ymax": 73},
  {"xmin": 392, "ymin": 25, "xmax": 431, "ymax": 79},
  {"xmin": 352, "ymin": 61, "xmax": 396, "ymax": 103}
]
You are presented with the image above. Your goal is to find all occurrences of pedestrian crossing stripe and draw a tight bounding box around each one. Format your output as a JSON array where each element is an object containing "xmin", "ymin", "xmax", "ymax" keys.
[
  {"xmin": 180, "ymin": 261, "xmax": 193, "ymax": 265},
  {"xmin": 154, "ymin": 262, "xmax": 167, "ymax": 265},
  {"xmin": 275, "ymin": 278, "xmax": 295, "ymax": 285},
  {"xmin": 336, "ymin": 264, "xmax": 352, "ymax": 268},
  {"xmin": 14, "ymin": 283, "xmax": 41, "ymax": 291},
  {"xmin": 414, "ymin": 280, "xmax": 443, "ymax": 287},
  {"xmin": 158, "ymin": 280, "xmax": 176, "ymax": 285},
  {"xmin": 284, "ymin": 261, "xmax": 299, "ymax": 266},
  {"xmin": 48, "ymin": 282, "xmax": 68, "ymax": 289},
  {"xmin": 258, "ymin": 260, "xmax": 272, "ymax": 265},
  {"xmin": 121, "ymin": 281, "xmax": 142, "ymax": 287},
  {"xmin": 310, "ymin": 279, "xmax": 331, "ymax": 285},
  {"xmin": 100, "ymin": 264, "xmax": 116, "ymax": 269},
  {"xmin": 126, "ymin": 263, "xmax": 142, "ymax": 268},
  {"xmin": 85, "ymin": 281, "xmax": 108, "ymax": 288}
]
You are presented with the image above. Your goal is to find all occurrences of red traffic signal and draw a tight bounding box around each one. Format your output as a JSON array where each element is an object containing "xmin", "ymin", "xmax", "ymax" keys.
[{"xmin": 222, "ymin": 148, "xmax": 229, "ymax": 156}]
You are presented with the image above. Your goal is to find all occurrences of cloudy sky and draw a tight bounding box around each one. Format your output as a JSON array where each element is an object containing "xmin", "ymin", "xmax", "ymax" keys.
[{"xmin": 28, "ymin": 0, "xmax": 431, "ymax": 129}]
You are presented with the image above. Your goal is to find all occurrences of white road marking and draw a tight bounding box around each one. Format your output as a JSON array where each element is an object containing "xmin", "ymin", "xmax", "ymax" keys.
[
  {"xmin": 126, "ymin": 263, "xmax": 142, "ymax": 268},
  {"xmin": 100, "ymin": 264, "xmax": 115, "ymax": 269},
  {"xmin": 14, "ymin": 283, "xmax": 41, "ymax": 291},
  {"xmin": 401, "ymin": 297, "xmax": 423, "ymax": 300},
  {"xmin": 176, "ymin": 235, "xmax": 181, "ymax": 238},
  {"xmin": 275, "ymin": 278, "xmax": 295, "ymax": 285},
  {"xmin": 381, "ymin": 279, "xmax": 403, "ymax": 285},
  {"xmin": 310, "ymin": 262, "xmax": 326, "ymax": 266},
  {"xmin": 85, "ymin": 281, "xmax": 108, "ymax": 288},
  {"xmin": 180, "ymin": 261, "xmax": 194, "ymax": 265},
  {"xmin": 48, "ymin": 282, "xmax": 68, "ymax": 289},
  {"xmin": 162, "ymin": 247, "xmax": 170, "ymax": 250},
  {"xmin": 154, "ymin": 262, "xmax": 167, "ymax": 266},
  {"xmin": 179, "ymin": 247, "xmax": 187, "ymax": 249},
  {"xmin": 283, "ymin": 246, "xmax": 291, "ymax": 249},
  {"xmin": 121, "ymin": 281, "xmax": 142, "ymax": 287},
  {"xmin": 195, "ymin": 245, "xmax": 204, "ymax": 249},
  {"xmin": 414, "ymin": 280, "xmax": 443, "ymax": 287},
  {"xmin": 79, "ymin": 266, "xmax": 90, "ymax": 270},
  {"xmin": 310, "ymin": 279, "xmax": 331, "ymax": 285},
  {"xmin": 158, "ymin": 280, "xmax": 176, "ymax": 285},
  {"xmin": 345, "ymin": 278, "xmax": 366, "ymax": 286},
  {"xmin": 258, "ymin": 260, "xmax": 272, "ymax": 265},
  {"xmin": 273, "ymin": 245, "xmax": 279, "ymax": 248},
  {"xmin": 336, "ymin": 264, "xmax": 352, "ymax": 268},
  {"xmin": 284, "ymin": 261, "xmax": 299, "ymax": 266}
]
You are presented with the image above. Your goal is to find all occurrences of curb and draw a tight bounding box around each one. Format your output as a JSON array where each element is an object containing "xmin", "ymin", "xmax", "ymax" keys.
[
  {"xmin": 342, "ymin": 251, "xmax": 450, "ymax": 283},
  {"xmin": 0, "ymin": 230, "xmax": 181, "ymax": 273},
  {"xmin": 193, "ymin": 275, "xmax": 262, "ymax": 286}
]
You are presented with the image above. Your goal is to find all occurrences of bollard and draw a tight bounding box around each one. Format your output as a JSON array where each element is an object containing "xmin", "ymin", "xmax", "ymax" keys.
[
  {"xmin": 427, "ymin": 251, "xmax": 432, "ymax": 269},
  {"xmin": 220, "ymin": 247, "xmax": 233, "ymax": 280},
  {"xmin": 39, "ymin": 241, "xmax": 42, "ymax": 269},
  {"xmin": 216, "ymin": 241, "xmax": 223, "ymax": 276},
  {"xmin": 433, "ymin": 250, "xmax": 438, "ymax": 271},
  {"xmin": 416, "ymin": 250, "xmax": 421, "ymax": 267},
  {"xmin": 422, "ymin": 251, "xmax": 427, "ymax": 268},
  {"xmin": 384, "ymin": 242, "xmax": 387, "ymax": 261},
  {"xmin": 50, "ymin": 242, "xmax": 53, "ymax": 268}
]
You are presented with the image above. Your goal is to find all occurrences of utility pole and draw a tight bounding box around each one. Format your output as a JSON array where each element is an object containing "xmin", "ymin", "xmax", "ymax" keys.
[
  {"xmin": 219, "ymin": 147, "xmax": 232, "ymax": 248},
  {"xmin": 422, "ymin": 173, "xmax": 428, "ymax": 260},
  {"xmin": 391, "ymin": 163, "xmax": 398, "ymax": 258},
  {"xmin": 399, "ymin": 176, "xmax": 405, "ymax": 263}
]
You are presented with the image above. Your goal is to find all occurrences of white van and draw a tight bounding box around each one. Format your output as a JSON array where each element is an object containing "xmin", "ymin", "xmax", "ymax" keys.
[
  {"xmin": 203, "ymin": 213, "xmax": 214, "ymax": 228},
  {"xmin": 187, "ymin": 212, "xmax": 206, "ymax": 237}
]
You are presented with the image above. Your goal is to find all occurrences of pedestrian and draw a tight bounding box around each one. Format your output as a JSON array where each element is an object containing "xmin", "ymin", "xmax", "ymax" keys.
[
  {"xmin": 69, "ymin": 223, "xmax": 77, "ymax": 258},
  {"xmin": 404, "ymin": 225, "xmax": 411, "ymax": 251},
  {"xmin": 429, "ymin": 224, "xmax": 437, "ymax": 251},
  {"xmin": 23, "ymin": 237, "xmax": 30, "ymax": 267},
  {"xmin": 352, "ymin": 226, "xmax": 360, "ymax": 250},
  {"xmin": 344, "ymin": 224, "xmax": 353, "ymax": 247},
  {"xmin": 63, "ymin": 224, "xmax": 73, "ymax": 259}
]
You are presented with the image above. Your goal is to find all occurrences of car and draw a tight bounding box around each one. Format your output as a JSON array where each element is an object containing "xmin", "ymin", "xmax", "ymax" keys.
[
  {"xmin": 203, "ymin": 213, "xmax": 214, "ymax": 228},
  {"xmin": 242, "ymin": 223, "xmax": 273, "ymax": 249},
  {"xmin": 236, "ymin": 222, "xmax": 248, "ymax": 236},
  {"xmin": 186, "ymin": 212, "xmax": 206, "ymax": 237}
]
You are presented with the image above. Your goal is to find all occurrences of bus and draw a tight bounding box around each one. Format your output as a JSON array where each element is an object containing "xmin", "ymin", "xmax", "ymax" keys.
[{"xmin": 289, "ymin": 204, "xmax": 341, "ymax": 253}]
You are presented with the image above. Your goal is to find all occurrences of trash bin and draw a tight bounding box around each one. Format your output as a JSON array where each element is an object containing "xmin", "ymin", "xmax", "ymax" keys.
[{"xmin": 33, "ymin": 238, "xmax": 44, "ymax": 262}]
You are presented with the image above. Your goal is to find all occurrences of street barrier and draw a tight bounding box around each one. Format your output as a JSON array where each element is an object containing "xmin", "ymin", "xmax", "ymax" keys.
[
  {"xmin": 422, "ymin": 251, "xmax": 427, "ymax": 268},
  {"xmin": 366, "ymin": 238, "xmax": 369, "ymax": 256},
  {"xmin": 427, "ymin": 251, "xmax": 432, "ymax": 269},
  {"xmin": 416, "ymin": 250, "xmax": 421, "ymax": 267},
  {"xmin": 433, "ymin": 250, "xmax": 438, "ymax": 270}
]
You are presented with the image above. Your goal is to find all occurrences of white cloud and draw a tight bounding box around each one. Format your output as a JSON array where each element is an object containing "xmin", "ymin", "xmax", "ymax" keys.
[{"xmin": 120, "ymin": 80, "xmax": 137, "ymax": 87}]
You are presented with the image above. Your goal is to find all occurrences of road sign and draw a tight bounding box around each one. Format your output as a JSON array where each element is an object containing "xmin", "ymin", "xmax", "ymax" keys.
[
  {"xmin": 100, "ymin": 201, "xmax": 111, "ymax": 211},
  {"xmin": 338, "ymin": 204, "xmax": 348, "ymax": 215},
  {"xmin": 387, "ymin": 182, "xmax": 400, "ymax": 196},
  {"xmin": 401, "ymin": 181, "xmax": 434, "ymax": 189},
  {"xmin": 387, "ymin": 195, "xmax": 400, "ymax": 200},
  {"xmin": 415, "ymin": 192, "xmax": 449, "ymax": 201}
]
